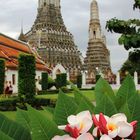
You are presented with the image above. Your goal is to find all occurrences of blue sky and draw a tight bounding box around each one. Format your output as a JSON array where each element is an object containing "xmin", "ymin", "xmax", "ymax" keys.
[{"xmin": 0, "ymin": 0, "xmax": 139, "ymax": 73}]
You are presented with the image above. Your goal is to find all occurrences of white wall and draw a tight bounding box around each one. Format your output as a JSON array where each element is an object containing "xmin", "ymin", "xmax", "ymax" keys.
[
  {"xmin": 5, "ymin": 69, "xmax": 47, "ymax": 93},
  {"xmin": 52, "ymin": 64, "xmax": 66, "ymax": 79},
  {"xmin": 5, "ymin": 70, "xmax": 18, "ymax": 93}
]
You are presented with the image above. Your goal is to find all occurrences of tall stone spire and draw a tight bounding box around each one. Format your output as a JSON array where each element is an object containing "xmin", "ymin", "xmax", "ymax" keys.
[
  {"xmin": 25, "ymin": 0, "xmax": 82, "ymax": 82},
  {"xmin": 38, "ymin": 0, "xmax": 60, "ymax": 9},
  {"xmin": 18, "ymin": 22, "xmax": 27, "ymax": 42},
  {"xmin": 84, "ymin": 0, "xmax": 111, "ymax": 83},
  {"xmin": 90, "ymin": 0, "xmax": 99, "ymax": 21}
]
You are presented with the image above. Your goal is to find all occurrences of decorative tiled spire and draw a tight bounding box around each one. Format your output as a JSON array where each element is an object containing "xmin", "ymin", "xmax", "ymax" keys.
[
  {"xmin": 18, "ymin": 23, "xmax": 27, "ymax": 42},
  {"xmin": 84, "ymin": 0, "xmax": 111, "ymax": 80},
  {"xmin": 25, "ymin": 0, "xmax": 82, "ymax": 82},
  {"xmin": 90, "ymin": 0, "xmax": 99, "ymax": 21},
  {"xmin": 38, "ymin": 0, "xmax": 60, "ymax": 9}
]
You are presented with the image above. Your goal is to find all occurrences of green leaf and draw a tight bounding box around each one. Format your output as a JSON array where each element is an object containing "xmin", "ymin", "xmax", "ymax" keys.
[
  {"xmin": 94, "ymin": 94, "xmax": 117, "ymax": 116},
  {"xmin": 27, "ymin": 105, "xmax": 64, "ymax": 140},
  {"xmin": 16, "ymin": 108, "xmax": 31, "ymax": 131},
  {"xmin": 0, "ymin": 113, "xmax": 31, "ymax": 140},
  {"xmin": 128, "ymin": 94, "xmax": 140, "ymax": 140},
  {"xmin": 119, "ymin": 103, "xmax": 131, "ymax": 122},
  {"xmin": 115, "ymin": 74, "xmax": 136, "ymax": 110},
  {"xmin": 45, "ymin": 107, "xmax": 55, "ymax": 114},
  {"xmin": 41, "ymin": 107, "xmax": 54, "ymax": 121},
  {"xmin": 74, "ymin": 89, "xmax": 95, "ymax": 113},
  {"xmin": 0, "ymin": 130, "xmax": 14, "ymax": 140},
  {"xmin": 95, "ymin": 78, "xmax": 116, "ymax": 106},
  {"xmin": 54, "ymin": 91, "xmax": 78, "ymax": 125}
]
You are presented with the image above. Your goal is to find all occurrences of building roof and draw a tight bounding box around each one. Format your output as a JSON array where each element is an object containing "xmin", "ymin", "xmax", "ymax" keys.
[{"xmin": 0, "ymin": 33, "xmax": 51, "ymax": 73}]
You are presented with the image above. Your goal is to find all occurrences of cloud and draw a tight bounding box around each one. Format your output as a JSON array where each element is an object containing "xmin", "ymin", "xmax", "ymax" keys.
[{"xmin": 0, "ymin": 0, "xmax": 139, "ymax": 73}]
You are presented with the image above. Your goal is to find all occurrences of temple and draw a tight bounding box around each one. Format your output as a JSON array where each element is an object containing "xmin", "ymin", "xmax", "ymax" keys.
[
  {"xmin": 0, "ymin": 33, "xmax": 51, "ymax": 93},
  {"xmin": 84, "ymin": 0, "xmax": 112, "ymax": 83},
  {"xmin": 24, "ymin": 0, "xmax": 82, "ymax": 82}
]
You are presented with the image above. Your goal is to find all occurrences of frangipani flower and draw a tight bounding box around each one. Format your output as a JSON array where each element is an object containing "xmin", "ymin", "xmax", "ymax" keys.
[
  {"xmin": 52, "ymin": 133, "xmax": 94, "ymax": 140},
  {"xmin": 100, "ymin": 134, "xmax": 113, "ymax": 140},
  {"xmin": 93, "ymin": 113, "xmax": 134, "ymax": 139},
  {"xmin": 52, "ymin": 135, "xmax": 75, "ymax": 140},
  {"xmin": 58, "ymin": 111, "xmax": 93, "ymax": 138}
]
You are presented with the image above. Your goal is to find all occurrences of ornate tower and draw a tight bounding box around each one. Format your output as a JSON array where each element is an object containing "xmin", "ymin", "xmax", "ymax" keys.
[
  {"xmin": 84, "ymin": 0, "xmax": 111, "ymax": 83},
  {"xmin": 25, "ymin": 0, "xmax": 82, "ymax": 81},
  {"xmin": 18, "ymin": 25, "xmax": 27, "ymax": 42}
]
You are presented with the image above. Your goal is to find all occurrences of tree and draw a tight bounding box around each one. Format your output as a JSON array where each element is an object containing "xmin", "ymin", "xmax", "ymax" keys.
[
  {"xmin": 106, "ymin": 0, "xmax": 140, "ymax": 73},
  {"xmin": 0, "ymin": 59, "xmax": 5, "ymax": 94},
  {"xmin": 18, "ymin": 54, "xmax": 36, "ymax": 99}
]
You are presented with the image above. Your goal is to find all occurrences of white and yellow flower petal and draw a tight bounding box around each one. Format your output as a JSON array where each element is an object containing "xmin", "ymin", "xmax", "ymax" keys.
[
  {"xmin": 58, "ymin": 125, "xmax": 66, "ymax": 130},
  {"xmin": 78, "ymin": 118, "xmax": 93, "ymax": 133},
  {"xmin": 52, "ymin": 135, "xmax": 75, "ymax": 140},
  {"xmin": 108, "ymin": 127, "xmax": 119, "ymax": 138},
  {"xmin": 77, "ymin": 111, "xmax": 92, "ymax": 121},
  {"xmin": 68, "ymin": 115, "xmax": 79, "ymax": 126},
  {"xmin": 100, "ymin": 134, "xmax": 113, "ymax": 140},
  {"xmin": 67, "ymin": 111, "xmax": 93, "ymax": 133},
  {"xmin": 93, "ymin": 127, "xmax": 99, "ymax": 137},
  {"xmin": 77, "ymin": 133, "xmax": 94, "ymax": 140},
  {"xmin": 117, "ymin": 121, "xmax": 133, "ymax": 138},
  {"xmin": 108, "ymin": 113, "xmax": 127, "ymax": 125}
]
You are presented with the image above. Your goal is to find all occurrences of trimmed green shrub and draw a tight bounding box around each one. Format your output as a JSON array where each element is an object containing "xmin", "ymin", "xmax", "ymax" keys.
[
  {"xmin": 60, "ymin": 86, "xmax": 69, "ymax": 93},
  {"xmin": 0, "ymin": 97, "xmax": 51, "ymax": 111},
  {"xmin": 91, "ymin": 86, "xmax": 95, "ymax": 90},
  {"xmin": 41, "ymin": 72, "xmax": 48, "ymax": 90},
  {"xmin": 39, "ymin": 76, "xmax": 56, "ymax": 89},
  {"xmin": 28, "ymin": 98, "xmax": 50, "ymax": 109},
  {"xmin": 18, "ymin": 54, "xmax": 36, "ymax": 99},
  {"xmin": 48, "ymin": 77, "xmax": 56, "ymax": 89},
  {"xmin": 49, "ymin": 99, "xmax": 57, "ymax": 107},
  {"xmin": 77, "ymin": 75, "xmax": 82, "ymax": 89},
  {"xmin": 38, "ymin": 90, "xmax": 59, "ymax": 95},
  {"xmin": 56, "ymin": 73, "xmax": 67, "ymax": 89},
  {"xmin": 0, "ymin": 99, "xmax": 17, "ymax": 111},
  {"xmin": 96, "ymin": 74, "xmax": 101, "ymax": 82},
  {"xmin": 0, "ymin": 59, "xmax": 5, "ymax": 94}
]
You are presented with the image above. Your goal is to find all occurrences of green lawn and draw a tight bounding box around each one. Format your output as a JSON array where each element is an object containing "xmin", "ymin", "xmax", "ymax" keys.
[{"xmin": 36, "ymin": 90, "xmax": 95, "ymax": 101}]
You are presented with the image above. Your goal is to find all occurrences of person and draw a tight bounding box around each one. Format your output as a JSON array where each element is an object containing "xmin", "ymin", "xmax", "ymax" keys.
[
  {"xmin": 8, "ymin": 81, "xmax": 13, "ymax": 96},
  {"xmin": 4, "ymin": 81, "xmax": 9, "ymax": 97}
]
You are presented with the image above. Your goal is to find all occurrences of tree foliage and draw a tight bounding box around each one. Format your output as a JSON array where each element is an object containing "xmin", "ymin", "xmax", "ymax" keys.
[
  {"xmin": 0, "ymin": 59, "xmax": 5, "ymax": 94},
  {"xmin": 106, "ymin": 0, "xmax": 140, "ymax": 73},
  {"xmin": 18, "ymin": 54, "xmax": 36, "ymax": 99}
]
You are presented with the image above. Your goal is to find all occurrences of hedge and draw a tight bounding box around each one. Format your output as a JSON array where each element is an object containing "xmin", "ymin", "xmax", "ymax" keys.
[
  {"xmin": 77, "ymin": 75, "xmax": 82, "ymax": 89},
  {"xmin": 56, "ymin": 73, "xmax": 67, "ymax": 89},
  {"xmin": 18, "ymin": 54, "xmax": 36, "ymax": 99},
  {"xmin": 0, "ymin": 59, "xmax": 5, "ymax": 94},
  {"xmin": 41, "ymin": 72, "xmax": 48, "ymax": 90},
  {"xmin": 96, "ymin": 74, "xmax": 101, "ymax": 83}
]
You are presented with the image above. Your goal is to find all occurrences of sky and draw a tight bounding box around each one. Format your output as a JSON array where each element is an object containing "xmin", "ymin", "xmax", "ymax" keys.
[{"xmin": 0, "ymin": 0, "xmax": 139, "ymax": 73}]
